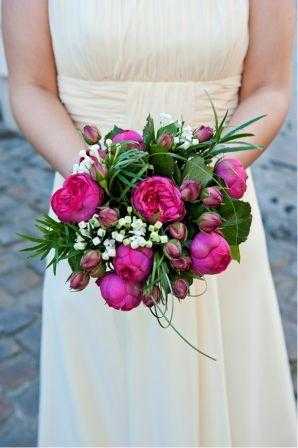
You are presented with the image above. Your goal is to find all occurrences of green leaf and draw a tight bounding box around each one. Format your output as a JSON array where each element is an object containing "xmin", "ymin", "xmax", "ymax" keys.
[
  {"xmin": 188, "ymin": 203, "xmax": 206, "ymax": 221},
  {"xmin": 183, "ymin": 155, "xmax": 213, "ymax": 186},
  {"xmin": 156, "ymin": 121, "xmax": 180, "ymax": 140},
  {"xmin": 143, "ymin": 114, "xmax": 155, "ymax": 146},
  {"xmin": 230, "ymin": 244, "xmax": 241, "ymax": 262},
  {"xmin": 149, "ymin": 144, "xmax": 174, "ymax": 177},
  {"xmin": 219, "ymin": 199, "xmax": 252, "ymax": 245},
  {"xmin": 104, "ymin": 125, "xmax": 124, "ymax": 143},
  {"xmin": 209, "ymin": 143, "xmax": 262, "ymax": 157},
  {"xmin": 223, "ymin": 114, "xmax": 266, "ymax": 139}
]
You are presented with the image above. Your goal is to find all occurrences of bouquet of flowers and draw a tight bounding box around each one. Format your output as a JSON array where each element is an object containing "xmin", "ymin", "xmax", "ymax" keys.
[{"xmin": 20, "ymin": 100, "xmax": 263, "ymax": 358}]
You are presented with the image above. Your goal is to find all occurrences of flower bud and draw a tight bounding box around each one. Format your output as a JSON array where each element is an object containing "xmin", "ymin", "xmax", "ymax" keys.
[
  {"xmin": 80, "ymin": 250, "xmax": 102, "ymax": 271},
  {"xmin": 167, "ymin": 222, "xmax": 188, "ymax": 241},
  {"xmin": 157, "ymin": 133, "xmax": 174, "ymax": 151},
  {"xmin": 170, "ymin": 255, "xmax": 191, "ymax": 271},
  {"xmin": 193, "ymin": 125, "xmax": 213, "ymax": 143},
  {"xmin": 142, "ymin": 286, "xmax": 161, "ymax": 308},
  {"xmin": 172, "ymin": 278, "xmax": 189, "ymax": 299},
  {"xmin": 98, "ymin": 207, "xmax": 119, "ymax": 228},
  {"xmin": 180, "ymin": 179, "xmax": 201, "ymax": 202},
  {"xmin": 82, "ymin": 125, "xmax": 101, "ymax": 144},
  {"xmin": 89, "ymin": 264, "xmax": 106, "ymax": 278},
  {"xmin": 69, "ymin": 272, "xmax": 90, "ymax": 291},
  {"xmin": 198, "ymin": 212, "xmax": 222, "ymax": 232},
  {"xmin": 201, "ymin": 186, "xmax": 223, "ymax": 207},
  {"xmin": 90, "ymin": 158, "xmax": 108, "ymax": 179},
  {"xmin": 163, "ymin": 239, "xmax": 182, "ymax": 259}
]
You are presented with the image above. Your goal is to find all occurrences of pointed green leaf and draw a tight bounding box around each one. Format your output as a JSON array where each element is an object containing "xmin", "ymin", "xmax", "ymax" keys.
[
  {"xmin": 183, "ymin": 155, "xmax": 213, "ymax": 186},
  {"xmin": 219, "ymin": 199, "xmax": 252, "ymax": 245}
]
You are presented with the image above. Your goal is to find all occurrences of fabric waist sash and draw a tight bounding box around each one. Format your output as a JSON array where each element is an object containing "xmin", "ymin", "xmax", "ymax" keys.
[{"xmin": 57, "ymin": 75, "xmax": 242, "ymax": 131}]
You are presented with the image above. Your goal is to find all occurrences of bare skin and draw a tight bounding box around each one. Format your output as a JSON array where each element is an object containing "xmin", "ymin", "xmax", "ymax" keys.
[{"xmin": 2, "ymin": 0, "xmax": 295, "ymax": 177}]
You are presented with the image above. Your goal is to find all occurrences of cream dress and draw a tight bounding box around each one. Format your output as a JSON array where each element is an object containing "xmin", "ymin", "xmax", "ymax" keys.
[{"xmin": 38, "ymin": 1, "xmax": 296, "ymax": 446}]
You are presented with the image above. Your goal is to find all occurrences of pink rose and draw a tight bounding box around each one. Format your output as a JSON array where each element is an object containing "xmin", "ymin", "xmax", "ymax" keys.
[
  {"xmin": 97, "ymin": 273, "xmax": 141, "ymax": 311},
  {"xmin": 114, "ymin": 245, "xmax": 153, "ymax": 283},
  {"xmin": 190, "ymin": 231, "xmax": 231, "ymax": 275},
  {"xmin": 215, "ymin": 157, "xmax": 248, "ymax": 199},
  {"xmin": 51, "ymin": 174, "xmax": 104, "ymax": 223},
  {"xmin": 132, "ymin": 176, "xmax": 185, "ymax": 223},
  {"xmin": 112, "ymin": 129, "xmax": 145, "ymax": 150}
]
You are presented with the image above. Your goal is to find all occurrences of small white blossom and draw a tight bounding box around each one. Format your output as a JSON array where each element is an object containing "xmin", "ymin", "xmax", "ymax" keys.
[
  {"xmin": 74, "ymin": 241, "xmax": 87, "ymax": 251},
  {"xmin": 124, "ymin": 215, "xmax": 132, "ymax": 226},
  {"xmin": 89, "ymin": 216, "xmax": 100, "ymax": 228},
  {"xmin": 106, "ymin": 139, "xmax": 112, "ymax": 147},
  {"xmin": 123, "ymin": 238, "xmax": 130, "ymax": 246},
  {"xmin": 79, "ymin": 221, "xmax": 87, "ymax": 229},
  {"xmin": 150, "ymin": 231, "xmax": 160, "ymax": 242},
  {"xmin": 158, "ymin": 112, "xmax": 174, "ymax": 127},
  {"xmin": 174, "ymin": 137, "xmax": 180, "ymax": 145},
  {"xmin": 79, "ymin": 149, "xmax": 87, "ymax": 158},
  {"xmin": 130, "ymin": 240, "xmax": 139, "ymax": 249},
  {"xmin": 102, "ymin": 251, "xmax": 110, "ymax": 260},
  {"xmin": 146, "ymin": 240, "xmax": 153, "ymax": 248},
  {"xmin": 72, "ymin": 163, "xmax": 80, "ymax": 174},
  {"xmin": 103, "ymin": 238, "xmax": 115, "ymax": 248},
  {"xmin": 154, "ymin": 221, "xmax": 162, "ymax": 230},
  {"xmin": 112, "ymin": 231, "xmax": 124, "ymax": 242},
  {"xmin": 160, "ymin": 235, "xmax": 169, "ymax": 244},
  {"xmin": 80, "ymin": 228, "xmax": 90, "ymax": 237},
  {"xmin": 88, "ymin": 143, "xmax": 100, "ymax": 151},
  {"xmin": 192, "ymin": 138, "xmax": 199, "ymax": 145},
  {"xmin": 92, "ymin": 237, "xmax": 101, "ymax": 246},
  {"xmin": 127, "ymin": 206, "xmax": 133, "ymax": 215},
  {"xmin": 106, "ymin": 247, "xmax": 116, "ymax": 257},
  {"xmin": 97, "ymin": 228, "xmax": 106, "ymax": 237}
]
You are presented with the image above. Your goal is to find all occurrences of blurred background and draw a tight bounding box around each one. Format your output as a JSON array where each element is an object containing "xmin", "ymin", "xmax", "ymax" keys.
[{"xmin": 0, "ymin": 31, "xmax": 297, "ymax": 448}]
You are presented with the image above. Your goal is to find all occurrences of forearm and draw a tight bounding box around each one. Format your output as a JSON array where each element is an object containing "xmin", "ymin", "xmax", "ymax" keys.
[
  {"xmin": 228, "ymin": 85, "xmax": 291, "ymax": 168},
  {"xmin": 10, "ymin": 83, "xmax": 85, "ymax": 177}
]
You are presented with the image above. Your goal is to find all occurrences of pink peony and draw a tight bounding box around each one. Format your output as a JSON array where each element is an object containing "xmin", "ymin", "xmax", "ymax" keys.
[
  {"xmin": 51, "ymin": 174, "xmax": 104, "ymax": 223},
  {"xmin": 215, "ymin": 157, "xmax": 248, "ymax": 199},
  {"xmin": 97, "ymin": 273, "xmax": 141, "ymax": 311},
  {"xmin": 190, "ymin": 231, "xmax": 231, "ymax": 275},
  {"xmin": 114, "ymin": 245, "xmax": 153, "ymax": 283},
  {"xmin": 132, "ymin": 176, "xmax": 185, "ymax": 223},
  {"xmin": 112, "ymin": 129, "xmax": 145, "ymax": 150}
]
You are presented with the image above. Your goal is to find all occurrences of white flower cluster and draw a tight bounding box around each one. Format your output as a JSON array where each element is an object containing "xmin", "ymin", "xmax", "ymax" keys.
[
  {"xmin": 157, "ymin": 112, "xmax": 198, "ymax": 150},
  {"xmin": 72, "ymin": 147, "xmax": 98, "ymax": 174},
  {"xmin": 115, "ymin": 209, "xmax": 168, "ymax": 249}
]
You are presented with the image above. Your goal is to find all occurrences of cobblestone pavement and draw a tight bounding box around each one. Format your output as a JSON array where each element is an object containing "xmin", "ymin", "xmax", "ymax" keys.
[{"xmin": 0, "ymin": 103, "xmax": 296, "ymax": 445}]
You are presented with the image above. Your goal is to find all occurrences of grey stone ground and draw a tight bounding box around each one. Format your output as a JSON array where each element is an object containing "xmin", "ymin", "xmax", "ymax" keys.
[{"xmin": 0, "ymin": 103, "xmax": 296, "ymax": 446}]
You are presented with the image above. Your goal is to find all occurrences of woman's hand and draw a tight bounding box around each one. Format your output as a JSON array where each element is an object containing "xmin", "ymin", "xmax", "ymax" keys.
[
  {"xmin": 228, "ymin": 0, "xmax": 295, "ymax": 168},
  {"xmin": 2, "ymin": 0, "xmax": 85, "ymax": 177}
]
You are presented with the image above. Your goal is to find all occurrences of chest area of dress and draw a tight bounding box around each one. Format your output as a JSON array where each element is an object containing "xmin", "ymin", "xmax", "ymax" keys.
[{"xmin": 50, "ymin": 0, "xmax": 249, "ymax": 82}]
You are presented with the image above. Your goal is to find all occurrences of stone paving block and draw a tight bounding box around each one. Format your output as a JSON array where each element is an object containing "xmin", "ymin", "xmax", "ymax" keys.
[
  {"xmin": 0, "ymin": 338, "xmax": 20, "ymax": 362},
  {"xmin": 0, "ymin": 309, "xmax": 35, "ymax": 336},
  {"xmin": 15, "ymin": 381, "xmax": 39, "ymax": 420},
  {"xmin": 0, "ymin": 414, "xmax": 37, "ymax": 447},
  {"xmin": 0, "ymin": 354, "xmax": 37, "ymax": 391},
  {"xmin": 0, "ymin": 394, "xmax": 13, "ymax": 424},
  {"xmin": 0, "ymin": 288, "xmax": 15, "ymax": 309},
  {"xmin": 16, "ymin": 320, "xmax": 41, "ymax": 357},
  {"xmin": 0, "ymin": 267, "xmax": 41, "ymax": 296},
  {"xmin": 18, "ymin": 286, "xmax": 43, "ymax": 315}
]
